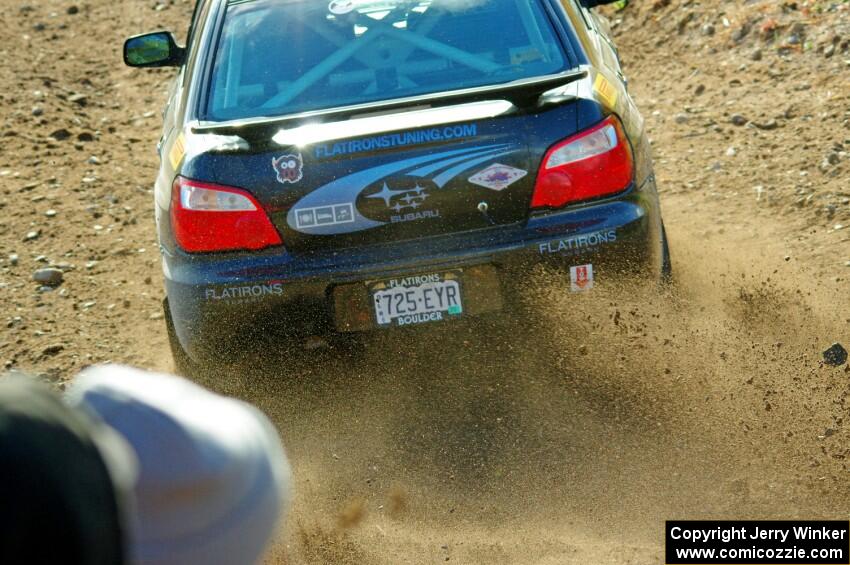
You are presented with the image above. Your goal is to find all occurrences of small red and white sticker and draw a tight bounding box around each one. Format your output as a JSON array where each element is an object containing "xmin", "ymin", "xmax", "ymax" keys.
[
  {"xmin": 468, "ymin": 163, "xmax": 527, "ymax": 191},
  {"xmin": 570, "ymin": 264, "xmax": 594, "ymax": 292}
]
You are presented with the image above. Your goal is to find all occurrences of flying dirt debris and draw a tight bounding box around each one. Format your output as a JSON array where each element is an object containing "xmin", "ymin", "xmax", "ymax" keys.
[{"xmin": 1, "ymin": 0, "xmax": 849, "ymax": 564}]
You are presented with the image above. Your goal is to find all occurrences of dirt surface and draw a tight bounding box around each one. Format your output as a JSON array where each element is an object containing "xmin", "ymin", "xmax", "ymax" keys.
[{"xmin": 1, "ymin": 0, "xmax": 848, "ymax": 563}]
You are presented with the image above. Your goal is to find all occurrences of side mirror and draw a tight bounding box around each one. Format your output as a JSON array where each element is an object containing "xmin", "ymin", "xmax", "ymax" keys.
[
  {"xmin": 124, "ymin": 31, "xmax": 185, "ymax": 68},
  {"xmin": 580, "ymin": 0, "xmax": 619, "ymax": 7}
]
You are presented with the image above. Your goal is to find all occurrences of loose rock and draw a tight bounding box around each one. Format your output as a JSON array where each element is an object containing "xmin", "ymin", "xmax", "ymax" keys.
[
  {"xmin": 754, "ymin": 119, "xmax": 779, "ymax": 131},
  {"xmin": 50, "ymin": 128, "xmax": 71, "ymax": 141},
  {"xmin": 731, "ymin": 25, "xmax": 750, "ymax": 43},
  {"xmin": 41, "ymin": 344, "xmax": 64, "ymax": 357},
  {"xmin": 823, "ymin": 343, "xmax": 848, "ymax": 367},
  {"xmin": 32, "ymin": 267, "xmax": 63, "ymax": 287}
]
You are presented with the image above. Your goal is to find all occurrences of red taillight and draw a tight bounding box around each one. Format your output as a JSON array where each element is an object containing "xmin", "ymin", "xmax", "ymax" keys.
[
  {"xmin": 531, "ymin": 115, "xmax": 634, "ymax": 210},
  {"xmin": 170, "ymin": 177, "xmax": 283, "ymax": 253}
]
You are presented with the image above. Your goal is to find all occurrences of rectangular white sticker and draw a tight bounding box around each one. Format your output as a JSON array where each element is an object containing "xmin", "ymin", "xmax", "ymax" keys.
[{"xmin": 294, "ymin": 203, "xmax": 354, "ymax": 229}]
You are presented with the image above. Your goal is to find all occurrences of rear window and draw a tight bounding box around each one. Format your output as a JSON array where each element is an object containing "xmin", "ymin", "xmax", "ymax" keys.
[{"xmin": 204, "ymin": 0, "xmax": 570, "ymax": 121}]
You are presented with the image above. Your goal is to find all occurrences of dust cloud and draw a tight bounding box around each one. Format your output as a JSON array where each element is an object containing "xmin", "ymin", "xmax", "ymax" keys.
[{"xmin": 203, "ymin": 226, "xmax": 849, "ymax": 564}]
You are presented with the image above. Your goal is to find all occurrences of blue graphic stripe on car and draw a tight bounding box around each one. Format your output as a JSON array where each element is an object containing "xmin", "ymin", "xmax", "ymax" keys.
[
  {"xmin": 406, "ymin": 145, "xmax": 511, "ymax": 178},
  {"xmin": 432, "ymin": 150, "xmax": 519, "ymax": 188}
]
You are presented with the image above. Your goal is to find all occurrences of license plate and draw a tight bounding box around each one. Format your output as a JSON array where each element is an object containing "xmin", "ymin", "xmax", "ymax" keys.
[{"xmin": 370, "ymin": 272, "xmax": 463, "ymax": 327}]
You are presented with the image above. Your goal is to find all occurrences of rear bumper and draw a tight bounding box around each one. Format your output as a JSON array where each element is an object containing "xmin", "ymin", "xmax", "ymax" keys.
[{"xmin": 164, "ymin": 181, "xmax": 663, "ymax": 362}]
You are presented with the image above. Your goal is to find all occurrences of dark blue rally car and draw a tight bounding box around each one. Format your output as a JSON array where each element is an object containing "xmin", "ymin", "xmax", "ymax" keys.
[{"xmin": 124, "ymin": 0, "xmax": 670, "ymax": 374}]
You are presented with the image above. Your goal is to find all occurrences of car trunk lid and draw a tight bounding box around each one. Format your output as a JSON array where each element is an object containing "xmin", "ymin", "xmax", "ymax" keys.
[
  {"xmin": 277, "ymin": 117, "xmax": 534, "ymax": 252},
  {"xmin": 187, "ymin": 75, "xmax": 585, "ymax": 254}
]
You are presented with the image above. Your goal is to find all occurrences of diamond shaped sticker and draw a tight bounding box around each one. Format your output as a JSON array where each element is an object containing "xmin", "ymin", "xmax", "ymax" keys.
[{"xmin": 468, "ymin": 163, "xmax": 528, "ymax": 191}]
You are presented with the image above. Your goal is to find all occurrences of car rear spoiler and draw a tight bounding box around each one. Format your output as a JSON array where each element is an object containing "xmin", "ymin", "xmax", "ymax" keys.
[{"xmin": 192, "ymin": 68, "xmax": 589, "ymax": 142}]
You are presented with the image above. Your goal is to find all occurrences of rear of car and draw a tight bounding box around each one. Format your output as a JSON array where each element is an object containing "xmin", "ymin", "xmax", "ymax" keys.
[{"xmin": 130, "ymin": 0, "xmax": 667, "ymax": 369}]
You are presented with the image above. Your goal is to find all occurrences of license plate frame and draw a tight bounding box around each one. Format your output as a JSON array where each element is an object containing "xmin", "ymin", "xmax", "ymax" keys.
[{"xmin": 368, "ymin": 271, "xmax": 464, "ymax": 328}]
